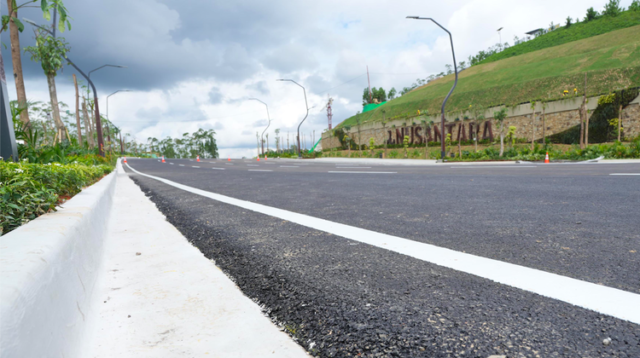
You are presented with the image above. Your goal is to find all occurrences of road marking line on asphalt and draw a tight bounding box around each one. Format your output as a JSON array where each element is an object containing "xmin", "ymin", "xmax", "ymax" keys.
[
  {"xmin": 179, "ymin": 164, "xmax": 185, "ymax": 166},
  {"xmin": 170, "ymin": 163, "xmax": 174, "ymax": 165},
  {"xmin": 451, "ymin": 166, "xmax": 537, "ymax": 169},
  {"xmin": 192, "ymin": 166, "xmax": 200, "ymax": 168},
  {"xmin": 328, "ymin": 171, "xmax": 396, "ymax": 174},
  {"xmin": 248, "ymin": 169, "xmax": 273, "ymax": 172},
  {"xmin": 280, "ymin": 166, "xmax": 299, "ymax": 168},
  {"xmin": 610, "ymin": 173, "xmax": 640, "ymax": 176},
  {"xmin": 225, "ymin": 163, "xmax": 234, "ymax": 165},
  {"xmin": 125, "ymin": 162, "xmax": 640, "ymax": 325},
  {"xmin": 336, "ymin": 166, "xmax": 372, "ymax": 169},
  {"xmin": 211, "ymin": 167, "xmax": 225, "ymax": 170},
  {"xmin": 247, "ymin": 164, "xmax": 259, "ymax": 166}
]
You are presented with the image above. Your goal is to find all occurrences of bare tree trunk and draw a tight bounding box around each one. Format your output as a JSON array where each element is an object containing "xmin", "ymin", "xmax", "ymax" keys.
[
  {"xmin": 531, "ymin": 112, "xmax": 536, "ymax": 151},
  {"xmin": 82, "ymin": 99, "xmax": 94, "ymax": 148},
  {"xmin": 73, "ymin": 74, "xmax": 82, "ymax": 145},
  {"xmin": 46, "ymin": 73, "xmax": 67, "ymax": 143},
  {"xmin": 6, "ymin": 0, "xmax": 31, "ymax": 129},
  {"xmin": 499, "ymin": 126, "xmax": 505, "ymax": 157},
  {"xmin": 542, "ymin": 105, "xmax": 546, "ymax": 145}
]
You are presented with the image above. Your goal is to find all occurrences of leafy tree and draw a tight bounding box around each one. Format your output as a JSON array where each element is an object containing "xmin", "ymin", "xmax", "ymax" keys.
[
  {"xmin": 458, "ymin": 61, "xmax": 467, "ymax": 70},
  {"xmin": 630, "ymin": 0, "xmax": 640, "ymax": 11},
  {"xmin": 445, "ymin": 64, "xmax": 453, "ymax": 75},
  {"xmin": 584, "ymin": 7, "xmax": 599, "ymax": 21},
  {"xmin": 565, "ymin": 16, "xmax": 572, "ymax": 28},
  {"xmin": 493, "ymin": 108, "xmax": 508, "ymax": 156},
  {"xmin": 25, "ymin": 29, "xmax": 71, "ymax": 144},
  {"xmin": 387, "ymin": 87, "xmax": 397, "ymax": 100},
  {"xmin": 603, "ymin": 0, "xmax": 623, "ymax": 17}
]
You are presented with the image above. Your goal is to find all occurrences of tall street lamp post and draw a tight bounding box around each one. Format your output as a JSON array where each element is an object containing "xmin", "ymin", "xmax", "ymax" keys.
[
  {"xmin": 497, "ymin": 27, "xmax": 503, "ymax": 51},
  {"xmin": 247, "ymin": 98, "xmax": 271, "ymax": 156},
  {"xmin": 88, "ymin": 65, "xmax": 126, "ymax": 154},
  {"xmin": 406, "ymin": 16, "xmax": 458, "ymax": 160},
  {"xmin": 107, "ymin": 90, "xmax": 131, "ymax": 155},
  {"xmin": 276, "ymin": 79, "xmax": 308, "ymax": 158}
]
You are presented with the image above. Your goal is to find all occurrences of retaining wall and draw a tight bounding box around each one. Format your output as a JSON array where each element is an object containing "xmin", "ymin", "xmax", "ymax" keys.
[
  {"xmin": 0, "ymin": 171, "xmax": 117, "ymax": 358},
  {"xmin": 321, "ymin": 94, "xmax": 640, "ymax": 149}
]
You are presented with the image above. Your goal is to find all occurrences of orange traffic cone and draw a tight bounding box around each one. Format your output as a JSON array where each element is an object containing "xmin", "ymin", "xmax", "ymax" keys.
[
  {"xmin": 257, "ymin": 157, "xmax": 260, "ymax": 161},
  {"xmin": 544, "ymin": 152, "xmax": 550, "ymax": 164},
  {"xmin": 123, "ymin": 157, "xmax": 127, "ymax": 163},
  {"xmin": 196, "ymin": 155, "xmax": 200, "ymax": 162},
  {"xmin": 162, "ymin": 156, "xmax": 165, "ymax": 163},
  {"xmin": 228, "ymin": 157, "xmax": 231, "ymax": 162},
  {"xmin": 265, "ymin": 155, "xmax": 268, "ymax": 161}
]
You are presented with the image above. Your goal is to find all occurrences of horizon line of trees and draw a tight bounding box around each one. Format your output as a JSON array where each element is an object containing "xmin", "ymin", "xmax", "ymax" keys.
[{"xmin": 146, "ymin": 129, "xmax": 218, "ymax": 159}]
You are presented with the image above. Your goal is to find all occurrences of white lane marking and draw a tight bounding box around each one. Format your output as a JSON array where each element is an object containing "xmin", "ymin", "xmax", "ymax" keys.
[
  {"xmin": 170, "ymin": 163, "xmax": 174, "ymax": 165},
  {"xmin": 328, "ymin": 171, "xmax": 396, "ymax": 174},
  {"xmin": 179, "ymin": 164, "xmax": 185, "ymax": 167},
  {"xmin": 225, "ymin": 163, "xmax": 235, "ymax": 165},
  {"xmin": 336, "ymin": 166, "xmax": 372, "ymax": 169},
  {"xmin": 247, "ymin": 164, "xmax": 259, "ymax": 167},
  {"xmin": 610, "ymin": 173, "xmax": 640, "ymax": 176},
  {"xmin": 192, "ymin": 166, "xmax": 200, "ymax": 168},
  {"xmin": 248, "ymin": 169, "xmax": 273, "ymax": 172},
  {"xmin": 280, "ymin": 166, "xmax": 299, "ymax": 168},
  {"xmin": 211, "ymin": 167, "xmax": 225, "ymax": 170},
  {"xmin": 125, "ymin": 162, "xmax": 640, "ymax": 325},
  {"xmin": 451, "ymin": 166, "xmax": 537, "ymax": 169}
]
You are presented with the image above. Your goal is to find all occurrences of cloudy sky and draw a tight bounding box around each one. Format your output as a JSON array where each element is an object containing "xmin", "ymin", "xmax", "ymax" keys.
[{"xmin": 2, "ymin": 0, "xmax": 631, "ymax": 157}]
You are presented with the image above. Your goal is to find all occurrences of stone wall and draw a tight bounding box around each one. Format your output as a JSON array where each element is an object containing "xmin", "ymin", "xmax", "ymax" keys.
[{"xmin": 321, "ymin": 94, "xmax": 640, "ymax": 149}]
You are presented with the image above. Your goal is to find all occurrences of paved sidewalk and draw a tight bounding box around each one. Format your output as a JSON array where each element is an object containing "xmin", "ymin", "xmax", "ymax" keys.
[{"xmin": 84, "ymin": 162, "xmax": 309, "ymax": 357}]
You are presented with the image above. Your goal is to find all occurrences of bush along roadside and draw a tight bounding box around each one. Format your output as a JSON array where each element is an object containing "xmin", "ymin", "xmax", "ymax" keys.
[{"xmin": 0, "ymin": 161, "xmax": 113, "ymax": 235}]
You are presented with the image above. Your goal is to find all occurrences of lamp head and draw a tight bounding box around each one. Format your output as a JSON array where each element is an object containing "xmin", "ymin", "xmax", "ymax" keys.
[{"xmin": 406, "ymin": 16, "xmax": 419, "ymax": 19}]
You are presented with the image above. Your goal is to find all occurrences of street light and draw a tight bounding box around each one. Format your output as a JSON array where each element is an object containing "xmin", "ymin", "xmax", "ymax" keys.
[
  {"xmin": 22, "ymin": 17, "xmax": 126, "ymax": 157},
  {"xmin": 497, "ymin": 27, "xmax": 503, "ymax": 51},
  {"xmin": 406, "ymin": 16, "xmax": 458, "ymax": 160},
  {"xmin": 107, "ymin": 90, "xmax": 131, "ymax": 155},
  {"xmin": 247, "ymin": 98, "xmax": 271, "ymax": 156},
  {"xmin": 276, "ymin": 79, "xmax": 308, "ymax": 158},
  {"xmin": 88, "ymin": 65, "xmax": 126, "ymax": 154}
]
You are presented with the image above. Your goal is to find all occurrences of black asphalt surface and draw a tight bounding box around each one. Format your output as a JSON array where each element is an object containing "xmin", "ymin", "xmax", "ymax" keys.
[{"xmin": 124, "ymin": 158, "xmax": 640, "ymax": 357}]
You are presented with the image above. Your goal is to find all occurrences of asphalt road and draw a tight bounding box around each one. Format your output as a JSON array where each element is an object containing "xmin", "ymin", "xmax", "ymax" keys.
[{"xmin": 124, "ymin": 158, "xmax": 640, "ymax": 358}]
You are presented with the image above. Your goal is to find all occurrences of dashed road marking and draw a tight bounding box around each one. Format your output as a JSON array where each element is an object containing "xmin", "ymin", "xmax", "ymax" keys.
[
  {"xmin": 328, "ymin": 171, "xmax": 396, "ymax": 174},
  {"xmin": 179, "ymin": 164, "xmax": 185, "ymax": 167},
  {"xmin": 610, "ymin": 173, "xmax": 640, "ymax": 176},
  {"xmin": 451, "ymin": 166, "xmax": 537, "ymax": 169},
  {"xmin": 125, "ymin": 162, "xmax": 640, "ymax": 325},
  {"xmin": 211, "ymin": 167, "xmax": 225, "ymax": 170},
  {"xmin": 248, "ymin": 169, "xmax": 273, "ymax": 172},
  {"xmin": 170, "ymin": 163, "xmax": 174, "ymax": 165},
  {"xmin": 280, "ymin": 166, "xmax": 299, "ymax": 168},
  {"xmin": 247, "ymin": 164, "xmax": 259, "ymax": 167},
  {"xmin": 192, "ymin": 166, "xmax": 200, "ymax": 168},
  {"xmin": 336, "ymin": 166, "xmax": 372, "ymax": 169}
]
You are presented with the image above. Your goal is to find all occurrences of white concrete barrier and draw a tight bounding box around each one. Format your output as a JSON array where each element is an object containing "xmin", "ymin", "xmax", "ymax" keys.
[{"xmin": 0, "ymin": 171, "xmax": 117, "ymax": 358}]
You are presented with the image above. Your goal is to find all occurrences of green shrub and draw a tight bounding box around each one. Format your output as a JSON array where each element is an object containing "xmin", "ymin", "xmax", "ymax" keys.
[
  {"xmin": 0, "ymin": 161, "xmax": 113, "ymax": 235},
  {"xmin": 389, "ymin": 150, "xmax": 399, "ymax": 158}
]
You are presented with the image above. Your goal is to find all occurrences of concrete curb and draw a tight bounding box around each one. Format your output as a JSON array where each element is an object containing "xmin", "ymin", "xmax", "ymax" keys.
[{"xmin": 0, "ymin": 170, "xmax": 117, "ymax": 358}]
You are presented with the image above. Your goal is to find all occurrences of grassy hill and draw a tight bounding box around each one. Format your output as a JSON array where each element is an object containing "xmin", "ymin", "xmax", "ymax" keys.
[
  {"xmin": 338, "ymin": 22, "xmax": 640, "ymax": 128},
  {"xmin": 480, "ymin": 10, "xmax": 640, "ymax": 64}
]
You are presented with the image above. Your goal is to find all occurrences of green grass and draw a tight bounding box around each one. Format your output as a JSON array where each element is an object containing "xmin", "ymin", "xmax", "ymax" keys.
[
  {"xmin": 338, "ymin": 24, "xmax": 640, "ymax": 128},
  {"xmin": 480, "ymin": 10, "xmax": 640, "ymax": 65}
]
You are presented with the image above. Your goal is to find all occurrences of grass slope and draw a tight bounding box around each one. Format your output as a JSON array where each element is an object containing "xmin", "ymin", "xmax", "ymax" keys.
[
  {"xmin": 339, "ymin": 25, "xmax": 640, "ymax": 128},
  {"xmin": 480, "ymin": 10, "xmax": 640, "ymax": 65}
]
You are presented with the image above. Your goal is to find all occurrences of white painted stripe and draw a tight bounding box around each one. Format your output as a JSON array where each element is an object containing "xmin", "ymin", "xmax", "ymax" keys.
[
  {"xmin": 328, "ymin": 171, "xmax": 396, "ymax": 174},
  {"xmin": 280, "ymin": 166, "xmax": 299, "ymax": 168},
  {"xmin": 248, "ymin": 169, "xmax": 273, "ymax": 172},
  {"xmin": 192, "ymin": 166, "xmax": 200, "ymax": 168},
  {"xmin": 124, "ymin": 163, "xmax": 640, "ymax": 325},
  {"xmin": 247, "ymin": 164, "xmax": 259, "ymax": 167},
  {"xmin": 225, "ymin": 163, "xmax": 235, "ymax": 165},
  {"xmin": 610, "ymin": 173, "xmax": 640, "ymax": 176},
  {"xmin": 451, "ymin": 166, "xmax": 537, "ymax": 169},
  {"xmin": 211, "ymin": 167, "xmax": 225, "ymax": 170},
  {"xmin": 336, "ymin": 166, "xmax": 372, "ymax": 169},
  {"xmin": 179, "ymin": 164, "xmax": 185, "ymax": 167},
  {"xmin": 170, "ymin": 163, "xmax": 174, "ymax": 165}
]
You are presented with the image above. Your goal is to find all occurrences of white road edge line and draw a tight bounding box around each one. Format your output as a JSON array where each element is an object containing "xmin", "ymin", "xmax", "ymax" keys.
[
  {"xmin": 192, "ymin": 166, "xmax": 200, "ymax": 168},
  {"xmin": 609, "ymin": 173, "xmax": 640, "ymax": 176},
  {"xmin": 451, "ymin": 166, "xmax": 537, "ymax": 169},
  {"xmin": 211, "ymin": 167, "xmax": 225, "ymax": 170},
  {"xmin": 248, "ymin": 169, "xmax": 273, "ymax": 172},
  {"xmin": 280, "ymin": 166, "xmax": 299, "ymax": 168},
  {"xmin": 125, "ymin": 162, "xmax": 640, "ymax": 325},
  {"xmin": 328, "ymin": 171, "xmax": 396, "ymax": 174}
]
